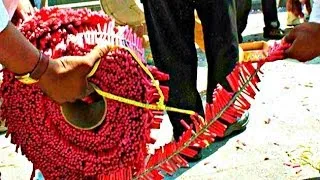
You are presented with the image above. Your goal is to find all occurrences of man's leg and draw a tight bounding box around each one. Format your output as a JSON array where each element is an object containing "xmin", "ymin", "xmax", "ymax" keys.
[
  {"xmin": 196, "ymin": 0, "xmax": 249, "ymax": 136},
  {"xmin": 196, "ymin": 0, "xmax": 239, "ymax": 103},
  {"xmin": 142, "ymin": 0, "xmax": 204, "ymax": 141},
  {"xmin": 237, "ymin": 0, "xmax": 252, "ymax": 43},
  {"xmin": 262, "ymin": 0, "xmax": 284, "ymax": 39}
]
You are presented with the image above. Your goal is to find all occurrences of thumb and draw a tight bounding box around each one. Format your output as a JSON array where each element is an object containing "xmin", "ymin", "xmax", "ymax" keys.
[
  {"xmin": 284, "ymin": 28, "xmax": 297, "ymax": 44},
  {"xmin": 86, "ymin": 44, "xmax": 110, "ymax": 66},
  {"xmin": 284, "ymin": 40, "xmax": 308, "ymax": 62},
  {"xmin": 284, "ymin": 38, "xmax": 299, "ymax": 59},
  {"xmin": 284, "ymin": 45, "xmax": 294, "ymax": 58}
]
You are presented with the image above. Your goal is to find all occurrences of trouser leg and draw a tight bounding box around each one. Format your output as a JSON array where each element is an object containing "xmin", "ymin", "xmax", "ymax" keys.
[
  {"xmin": 262, "ymin": 0, "xmax": 280, "ymax": 29},
  {"xmin": 196, "ymin": 0, "xmax": 239, "ymax": 103},
  {"xmin": 236, "ymin": 0, "xmax": 252, "ymax": 42},
  {"xmin": 142, "ymin": 0, "xmax": 204, "ymax": 140}
]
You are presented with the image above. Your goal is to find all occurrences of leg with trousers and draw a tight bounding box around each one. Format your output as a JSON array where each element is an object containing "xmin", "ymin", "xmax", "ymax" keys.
[
  {"xmin": 262, "ymin": 0, "xmax": 284, "ymax": 39},
  {"xmin": 262, "ymin": 0, "xmax": 280, "ymax": 29},
  {"xmin": 196, "ymin": 0, "xmax": 249, "ymax": 135},
  {"xmin": 236, "ymin": 0, "xmax": 252, "ymax": 43},
  {"xmin": 196, "ymin": 0, "xmax": 239, "ymax": 105},
  {"xmin": 142, "ymin": 0, "xmax": 204, "ymax": 140}
]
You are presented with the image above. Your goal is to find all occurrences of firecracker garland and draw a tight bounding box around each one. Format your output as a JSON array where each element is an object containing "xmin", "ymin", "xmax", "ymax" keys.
[
  {"xmin": 0, "ymin": 7, "xmax": 291, "ymax": 180},
  {"xmin": 129, "ymin": 41, "xmax": 291, "ymax": 180},
  {"xmin": 1, "ymin": 7, "xmax": 167, "ymax": 179}
]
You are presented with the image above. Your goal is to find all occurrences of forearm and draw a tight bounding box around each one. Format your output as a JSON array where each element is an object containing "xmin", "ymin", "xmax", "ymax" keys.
[{"xmin": 0, "ymin": 22, "xmax": 39, "ymax": 74}]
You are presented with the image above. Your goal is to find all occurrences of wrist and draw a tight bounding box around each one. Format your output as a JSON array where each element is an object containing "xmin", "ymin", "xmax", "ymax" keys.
[
  {"xmin": 15, "ymin": 54, "xmax": 53, "ymax": 85},
  {"xmin": 29, "ymin": 52, "xmax": 50, "ymax": 80},
  {"xmin": 38, "ymin": 59, "xmax": 59, "ymax": 82}
]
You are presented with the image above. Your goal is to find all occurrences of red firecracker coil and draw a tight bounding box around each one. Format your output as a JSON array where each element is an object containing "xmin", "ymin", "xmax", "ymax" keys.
[{"xmin": 1, "ymin": 7, "xmax": 291, "ymax": 180}]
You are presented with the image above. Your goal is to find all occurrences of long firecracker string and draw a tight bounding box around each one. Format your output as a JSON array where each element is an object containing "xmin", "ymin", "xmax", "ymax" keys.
[
  {"xmin": 133, "ymin": 65, "xmax": 260, "ymax": 179},
  {"xmin": 134, "ymin": 42, "xmax": 291, "ymax": 178}
]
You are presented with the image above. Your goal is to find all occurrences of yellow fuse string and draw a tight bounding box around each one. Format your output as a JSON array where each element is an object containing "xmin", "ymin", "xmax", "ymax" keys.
[{"xmin": 16, "ymin": 45, "xmax": 196, "ymax": 115}]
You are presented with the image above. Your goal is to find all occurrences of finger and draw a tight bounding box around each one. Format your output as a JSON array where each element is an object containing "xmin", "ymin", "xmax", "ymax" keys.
[
  {"xmin": 77, "ymin": 81, "xmax": 92, "ymax": 100},
  {"xmin": 29, "ymin": 6, "xmax": 35, "ymax": 15},
  {"xmin": 284, "ymin": 40, "xmax": 299, "ymax": 59},
  {"xmin": 86, "ymin": 45, "xmax": 110, "ymax": 67},
  {"xmin": 92, "ymin": 44, "xmax": 110, "ymax": 58},
  {"xmin": 86, "ymin": 83, "xmax": 95, "ymax": 95},
  {"xmin": 19, "ymin": 11, "xmax": 28, "ymax": 20},
  {"xmin": 284, "ymin": 27, "xmax": 300, "ymax": 43},
  {"xmin": 63, "ymin": 91, "xmax": 78, "ymax": 103}
]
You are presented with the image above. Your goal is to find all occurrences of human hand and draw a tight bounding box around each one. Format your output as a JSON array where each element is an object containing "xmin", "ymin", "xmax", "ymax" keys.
[
  {"xmin": 38, "ymin": 45, "xmax": 109, "ymax": 104},
  {"xmin": 284, "ymin": 22, "xmax": 320, "ymax": 62},
  {"xmin": 15, "ymin": 0, "xmax": 35, "ymax": 21}
]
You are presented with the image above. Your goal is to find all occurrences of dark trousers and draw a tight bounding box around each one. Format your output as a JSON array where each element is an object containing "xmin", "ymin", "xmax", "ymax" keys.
[
  {"xmin": 262, "ymin": 0, "xmax": 280, "ymax": 29},
  {"xmin": 142, "ymin": 0, "xmax": 239, "ymax": 140},
  {"xmin": 237, "ymin": 0, "xmax": 252, "ymax": 42},
  {"xmin": 237, "ymin": 0, "xmax": 280, "ymax": 41}
]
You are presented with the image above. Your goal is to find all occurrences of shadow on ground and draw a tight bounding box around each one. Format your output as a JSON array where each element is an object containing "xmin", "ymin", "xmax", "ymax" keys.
[
  {"xmin": 165, "ymin": 129, "xmax": 246, "ymax": 180},
  {"xmin": 166, "ymin": 27, "xmax": 296, "ymax": 179},
  {"xmin": 242, "ymin": 27, "xmax": 292, "ymax": 43}
]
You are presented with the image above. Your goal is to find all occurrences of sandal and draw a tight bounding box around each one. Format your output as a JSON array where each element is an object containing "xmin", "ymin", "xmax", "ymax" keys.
[{"xmin": 223, "ymin": 111, "xmax": 249, "ymax": 137}]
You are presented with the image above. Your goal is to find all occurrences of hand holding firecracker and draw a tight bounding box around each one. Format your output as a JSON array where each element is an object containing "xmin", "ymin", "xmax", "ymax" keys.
[
  {"xmin": 16, "ymin": 0, "xmax": 36, "ymax": 20},
  {"xmin": 38, "ymin": 44, "xmax": 109, "ymax": 104},
  {"xmin": 284, "ymin": 22, "xmax": 320, "ymax": 62}
]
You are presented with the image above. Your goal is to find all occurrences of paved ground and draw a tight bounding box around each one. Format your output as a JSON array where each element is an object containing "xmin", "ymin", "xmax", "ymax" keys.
[
  {"xmin": 176, "ymin": 11, "xmax": 320, "ymax": 180},
  {"xmin": 178, "ymin": 59, "xmax": 320, "ymax": 180},
  {"xmin": 1, "ymin": 11, "xmax": 320, "ymax": 180}
]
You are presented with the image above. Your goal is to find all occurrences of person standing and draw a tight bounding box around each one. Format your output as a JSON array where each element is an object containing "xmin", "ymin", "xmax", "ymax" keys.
[
  {"xmin": 262, "ymin": 0, "xmax": 285, "ymax": 39},
  {"xmin": 141, "ymin": 0, "xmax": 249, "ymax": 161},
  {"xmin": 237, "ymin": 0, "xmax": 285, "ymax": 42}
]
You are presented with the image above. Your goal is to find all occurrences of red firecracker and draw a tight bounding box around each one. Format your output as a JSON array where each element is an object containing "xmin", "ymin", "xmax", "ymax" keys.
[{"xmin": 0, "ymin": 7, "xmax": 291, "ymax": 180}]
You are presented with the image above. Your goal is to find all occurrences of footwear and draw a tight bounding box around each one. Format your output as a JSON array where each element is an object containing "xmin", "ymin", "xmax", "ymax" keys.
[
  {"xmin": 0, "ymin": 126, "xmax": 7, "ymax": 134},
  {"xmin": 0, "ymin": 120, "xmax": 7, "ymax": 135},
  {"xmin": 180, "ymin": 112, "xmax": 249, "ymax": 162},
  {"xmin": 263, "ymin": 27, "xmax": 285, "ymax": 40},
  {"xmin": 223, "ymin": 111, "xmax": 249, "ymax": 137}
]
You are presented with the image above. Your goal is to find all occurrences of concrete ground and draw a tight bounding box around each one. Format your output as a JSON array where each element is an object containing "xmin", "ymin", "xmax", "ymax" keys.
[
  {"xmin": 178, "ymin": 59, "xmax": 320, "ymax": 180},
  {"xmin": 1, "ymin": 11, "xmax": 320, "ymax": 180},
  {"xmin": 176, "ymin": 11, "xmax": 320, "ymax": 180}
]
